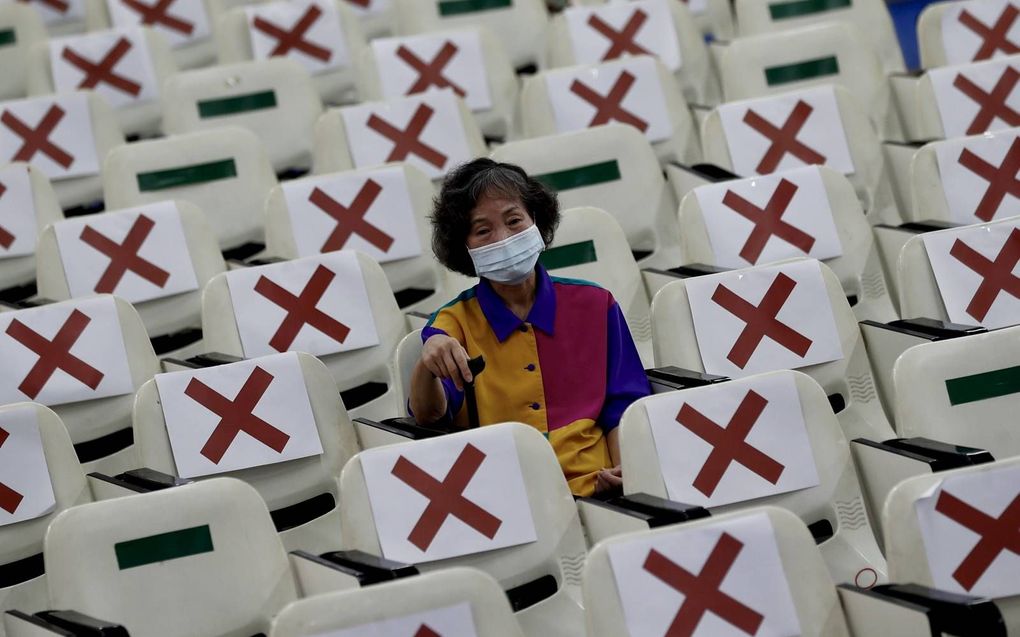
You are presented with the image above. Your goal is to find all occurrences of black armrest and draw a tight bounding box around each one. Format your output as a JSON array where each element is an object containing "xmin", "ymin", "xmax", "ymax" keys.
[
  {"xmin": 875, "ymin": 220, "xmax": 961, "ymax": 234},
  {"xmin": 666, "ymin": 161, "xmax": 741, "ymax": 182},
  {"xmin": 353, "ymin": 417, "xmax": 452, "ymax": 441},
  {"xmin": 221, "ymin": 242, "xmax": 267, "ymax": 264},
  {"xmin": 0, "ymin": 297, "xmax": 56, "ymax": 311},
  {"xmin": 0, "ymin": 282, "xmax": 37, "ymax": 304},
  {"xmin": 851, "ymin": 437, "xmax": 995, "ymax": 471},
  {"xmin": 406, "ymin": 311, "xmax": 432, "ymax": 320},
  {"xmin": 578, "ymin": 493, "xmax": 710, "ymax": 528},
  {"xmin": 91, "ymin": 468, "xmax": 190, "ymax": 492},
  {"xmin": 160, "ymin": 352, "xmax": 245, "ymax": 370},
  {"xmin": 149, "ymin": 327, "xmax": 203, "ymax": 356},
  {"xmin": 642, "ymin": 263, "xmax": 732, "ymax": 281},
  {"xmin": 5, "ymin": 610, "xmax": 129, "ymax": 636},
  {"xmin": 291, "ymin": 549, "xmax": 418, "ymax": 586},
  {"xmin": 860, "ymin": 318, "xmax": 985, "ymax": 341},
  {"xmin": 646, "ymin": 366, "xmax": 729, "ymax": 391},
  {"xmin": 838, "ymin": 583, "xmax": 1007, "ymax": 637}
]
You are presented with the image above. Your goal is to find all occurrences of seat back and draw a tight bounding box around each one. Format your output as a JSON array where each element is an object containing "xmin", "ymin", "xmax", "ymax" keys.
[
  {"xmin": 215, "ymin": 0, "xmax": 367, "ymax": 105},
  {"xmin": 490, "ymin": 124, "xmax": 681, "ymax": 268},
  {"xmin": 19, "ymin": 0, "xmax": 100, "ymax": 36},
  {"xmin": 918, "ymin": 0, "xmax": 1020, "ymax": 69},
  {"xmin": 520, "ymin": 55, "xmax": 700, "ymax": 166},
  {"xmin": 0, "ymin": 162, "xmax": 64, "ymax": 293},
  {"xmin": 651, "ymin": 258, "xmax": 893, "ymax": 441},
  {"xmin": 102, "ymin": 126, "xmax": 277, "ymax": 251},
  {"xmin": 914, "ymin": 55, "xmax": 1020, "ymax": 141},
  {"xmin": 0, "ymin": 3, "xmax": 46, "ymax": 101},
  {"xmin": 681, "ymin": 164, "xmax": 895, "ymax": 321},
  {"xmin": 583, "ymin": 506, "xmax": 851, "ymax": 636},
  {"xmin": 162, "ymin": 58, "xmax": 323, "ymax": 174},
  {"xmin": 392, "ymin": 328, "xmax": 422, "ymax": 414},
  {"xmin": 201, "ymin": 251, "xmax": 407, "ymax": 420},
  {"xmin": 101, "ymin": 0, "xmax": 236, "ymax": 69},
  {"xmin": 44, "ymin": 477, "xmax": 298, "ymax": 637},
  {"xmin": 342, "ymin": 0, "xmax": 394, "ymax": 39}
]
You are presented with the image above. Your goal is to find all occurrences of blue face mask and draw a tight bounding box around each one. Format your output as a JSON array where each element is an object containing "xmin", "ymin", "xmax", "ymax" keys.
[{"xmin": 467, "ymin": 224, "xmax": 545, "ymax": 284}]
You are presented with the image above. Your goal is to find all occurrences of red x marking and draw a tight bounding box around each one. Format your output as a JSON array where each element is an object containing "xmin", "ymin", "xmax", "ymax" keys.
[
  {"xmin": 569, "ymin": 70, "xmax": 648, "ymax": 132},
  {"xmin": 743, "ymin": 101, "xmax": 826, "ymax": 175},
  {"xmin": 17, "ymin": 0, "xmax": 70, "ymax": 15},
  {"xmin": 949, "ymin": 227, "xmax": 1020, "ymax": 321},
  {"xmin": 712, "ymin": 272, "xmax": 812, "ymax": 369},
  {"xmin": 6, "ymin": 309, "xmax": 103, "ymax": 399},
  {"xmin": 954, "ymin": 67, "xmax": 1020, "ymax": 135},
  {"xmin": 309, "ymin": 180, "xmax": 393, "ymax": 253},
  {"xmin": 254, "ymin": 264, "xmax": 351, "ymax": 352},
  {"xmin": 79, "ymin": 214, "xmax": 170, "ymax": 294},
  {"xmin": 1, "ymin": 105, "xmax": 74, "ymax": 169},
  {"xmin": 61, "ymin": 37, "xmax": 141, "ymax": 97},
  {"xmin": 722, "ymin": 179, "xmax": 815, "ymax": 264},
  {"xmin": 0, "ymin": 427, "xmax": 25, "ymax": 515},
  {"xmin": 0, "ymin": 181, "xmax": 13, "ymax": 250},
  {"xmin": 252, "ymin": 4, "xmax": 331, "ymax": 62},
  {"xmin": 120, "ymin": 0, "xmax": 195, "ymax": 35},
  {"xmin": 397, "ymin": 42, "xmax": 466, "ymax": 98},
  {"xmin": 366, "ymin": 104, "xmax": 447, "ymax": 168},
  {"xmin": 644, "ymin": 532, "xmax": 764, "ymax": 637},
  {"xmin": 184, "ymin": 366, "xmax": 290, "ymax": 464},
  {"xmin": 959, "ymin": 5, "xmax": 1020, "ymax": 61},
  {"xmin": 958, "ymin": 137, "xmax": 1020, "ymax": 221},
  {"xmin": 675, "ymin": 390, "xmax": 785, "ymax": 497},
  {"xmin": 587, "ymin": 10, "xmax": 651, "ymax": 60},
  {"xmin": 935, "ymin": 489, "xmax": 1020, "ymax": 591},
  {"xmin": 413, "ymin": 626, "xmax": 441, "ymax": 637},
  {"xmin": 391, "ymin": 443, "xmax": 502, "ymax": 551}
]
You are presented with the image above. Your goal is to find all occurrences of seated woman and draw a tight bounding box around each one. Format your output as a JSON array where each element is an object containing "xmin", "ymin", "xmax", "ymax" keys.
[{"xmin": 409, "ymin": 158, "xmax": 651, "ymax": 496}]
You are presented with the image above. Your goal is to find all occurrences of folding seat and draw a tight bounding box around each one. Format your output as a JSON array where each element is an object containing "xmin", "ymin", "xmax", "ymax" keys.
[
  {"xmin": 28, "ymin": 26, "xmax": 176, "ymax": 139},
  {"xmin": 270, "ymin": 568, "xmax": 523, "ymax": 636},
  {"xmin": 264, "ymin": 163, "xmax": 448, "ymax": 314},
  {"xmin": 391, "ymin": 0, "xmax": 548, "ymax": 72},
  {"xmin": 545, "ymin": 0, "xmax": 720, "ymax": 106},
  {"xmin": 357, "ymin": 27, "xmax": 518, "ymax": 142},
  {"xmin": 490, "ymin": 124, "xmax": 682, "ymax": 268},
  {"xmin": 34, "ymin": 200, "xmax": 226, "ymax": 357},
  {"xmin": 734, "ymin": 0, "xmax": 906, "ymax": 74},
  {"xmin": 0, "ymin": 163, "xmax": 64, "ymax": 302},
  {"xmin": 680, "ymin": 165, "xmax": 897, "ymax": 322},
  {"xmin": 519, "ymin": 55, "xmax": 701, "ymax": 166},
  {"xmin": 717, "ymin": 22, "xmax": 902, "ymax": 141},
  {"xmin": 102, "ymin": 126, "xmax": 277, "ymax": 260},
  {"xmin": 0, "ymin": 91, "xmax": 124, "ymax": 212},
  {"xmin": 339, "ymin": 422, "xmax": 587, "ymax": 637},
  {"xmin": 15, "ymin": 0, "xmax": 100, "ymax": 36},
  {"xmin": 312, "ymin": 89, "xmax": 486, "ymax": 182},
  {"xmin": 0, "ymin": 3, "xmax": 46, "ymax": 101},
  {"xmin": 214, "ymin": 0, "xmax": 368, "ymax": 106},
  {"xmin": 201, "ymin": 251, "xmax": 409, "ymax": 421},
  {"xmin": 701, "ymin": 84, "xmax": 902, "ymax": 226},
  {"xmin": 161, "ymin": 58, "xmax": 323, "ymax": 176},
  {"xmin": 342, "ymin": 0, "xmax": 395, "ymax": 39},
  {"xmin": 0, "ymin": 296, "xmax": 160, "ymax": 473},
  {"xmin": 917, "ymin": 0, "xmax": 1020, "ymax": 69},
  {"xmin": 569, "ymin": 0, "xmax": 736, "ymax": 41}
]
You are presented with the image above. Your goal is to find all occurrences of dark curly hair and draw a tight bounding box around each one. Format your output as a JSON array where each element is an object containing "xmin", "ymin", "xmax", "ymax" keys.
[{"xmin": 431, "ymin": 158, "xmax": 560, "ymax": 277}]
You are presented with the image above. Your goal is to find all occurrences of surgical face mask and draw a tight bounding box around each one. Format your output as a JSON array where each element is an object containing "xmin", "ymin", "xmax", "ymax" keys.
[{"xmin": 467, "ymin": 224, "xmax": 545, "ymax": 284}]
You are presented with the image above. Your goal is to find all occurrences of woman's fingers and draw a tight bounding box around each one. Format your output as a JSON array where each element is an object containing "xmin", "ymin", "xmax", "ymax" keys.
[
  {"xmin": 452, "ymin": 345, "xmax": 474, "ymax": 384},
  {"xmin": 441, "ymin": 349, "xmax": 465, "ymax": 391}
]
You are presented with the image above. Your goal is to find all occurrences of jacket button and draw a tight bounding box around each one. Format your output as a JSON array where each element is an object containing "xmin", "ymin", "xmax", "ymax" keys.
[
  {"xmin": 530, "ymin": 402, "xmax": 540, "ymax": 410},
  {"xmin": 526, "ymin": 364, "xmax": 536, "ymax": 371},
  {"xmin": 519, "ymin": 324, "xmax": 528, "ymax": 333}
]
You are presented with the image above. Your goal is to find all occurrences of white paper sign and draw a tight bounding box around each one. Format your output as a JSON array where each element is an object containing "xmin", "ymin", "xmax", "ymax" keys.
[
  {"xmin": 544, "ymin": 55, "xmax": 672, "ymax": 144},
  {"xmin": 283, "ymin": 166, "xmax": 423, "ymax": 262},
  {"xmin": 923, "ymin": 219, "xmax": 1020, "ymax": 328},
  {"xmin": 105, "ymin": 0, "xmax": 211, "ymax": 48},
  {"xmin": 52, "ymin": 201, "xmax": 200, "ymax": 304},
  {"xmin": 0, "ymin": 93, "xmax": 100, "ymax": 181},
  {"xmin": 564, "ymin": 0, "xmax": 682, "ymax": 71},
  {"xmin": 7, "ymin": 0, "xmax": 85, "ymax": 25},
  {"xmin": 934, "ymin": 128, "xmax": 1020, "ymax": 224},
  {"xmin": 607, "ymin": 512, "xmax": 802, "ymax": 637},
  {"xmin": 360, "ymin": 425, "xmax": 538, "ymax": 564},
  {"xmin": 340, "ymin": 90, "xmax": 472, "ymax": 179},
  {"xmin": 0, "ymin": 405, "xmax": 57, "ymax": 528},
  {"xmin": 686, "ymin": 259, "xmax": 845, "ymax": 377},
  {"xmin": 914, "ymin": 462, "xmax": 1020, "ymax": 597},
  {"xmin": 49, "ymin": 28, "xmax": 159, "ymax": 110},
  {"xmin": 929, "ymin": 56, "xmax": 1020, "ymax": 138},
  {"xmin": 0, "ymin": 296, "xmax": 135, "ymax": 406},
  {"xmin": 693, "ymin": 166, "xmax": 843, "ymax": 268},
  {"xmin": 225, "ymin": 250, "xmax": 381, "ymax": 358},
  {"xmin": 154, "ymin": 352, "xmax": 323, "ymax": 478},
  {"xmin": 643, "ymin": 372, "xmax": 820, "ymax": 508},
  {"xmin": 372, "ymin": 31, "xmax": 492, "ymax": 112},
  {"xmin": 940, "ymin": 0, "xmax": 1020, "ymax": 66},
  {"xmin": 246, "ymin": 0, "xmax": 350, "ymax": 75},
  {"xmin": 717, "ymin": 85, "xmax": 855, "ymax": 178},
  {"xmin": 313, "ymin": 602, "xmax": 479, "ymax": 637},
  {"xmin": 0, "ymin": 164, "xmax": 39, "ymax": 259}
]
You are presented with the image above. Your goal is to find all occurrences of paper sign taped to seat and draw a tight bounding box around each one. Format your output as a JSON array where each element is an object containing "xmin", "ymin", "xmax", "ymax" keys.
[
  {"xmin": 934, "ymin": 128, "xmax": 1020, "ymax": 224},
  {"xmin": 928, "ymin": 57, "xmax": 1020, "ymax": 138},
  {"xmin": 49, "ymin": 28, "xmax": 159, "ymax": 109},
  {"xmin": 939, "ymin": 0, "xmax": 1020, "ymax": 66},
  {"xmin": 0, "ymin": 163, "xmax": 39, "ymax": 259},
  {"xmin": 0, "ymin": 93, "xmax": 100, "ymax": 181},
  {"xmin": 564, "ymin": 0, "xmax": 682, "ymax": 71},
  {"xmin": 312, "ymin": 601, "xmax": 478, "ymax": 637},
  {"xmin": 0, "ymin": 404, "xmax": 57, "ymax": 527}
]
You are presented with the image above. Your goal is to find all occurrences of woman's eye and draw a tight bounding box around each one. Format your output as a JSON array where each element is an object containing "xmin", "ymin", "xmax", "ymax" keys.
[{"xmin": 509, "ymin": 218, "xmax": 521, "ymax": 226}]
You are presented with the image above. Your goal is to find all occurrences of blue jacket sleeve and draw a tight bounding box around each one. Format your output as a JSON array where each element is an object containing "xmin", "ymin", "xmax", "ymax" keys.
[
  {"xmin": 598, "ymin": 301, "xmax": 652, "ymax": 433},
  {"xmin": 407, "ymin": 327, "xmax": 465, "ymax": 421}
]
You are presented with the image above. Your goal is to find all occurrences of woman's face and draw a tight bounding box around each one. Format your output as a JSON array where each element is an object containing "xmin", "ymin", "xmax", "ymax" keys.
[{"xmin": 466, "ymin": 191, "xmax": 534, "ymax": 250}]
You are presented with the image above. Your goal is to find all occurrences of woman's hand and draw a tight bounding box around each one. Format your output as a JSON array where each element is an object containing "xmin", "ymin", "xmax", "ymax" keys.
[
  {"xmin": 422, "ymin": 334, "xmax": 474, "ymax": 391},
  {"xmin": 594, "ymin": 465, "xmax": 623, "ymax": 495}
]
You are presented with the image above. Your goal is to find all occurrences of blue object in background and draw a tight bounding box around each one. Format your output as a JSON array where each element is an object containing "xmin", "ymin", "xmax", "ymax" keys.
[{"xmin": 888, "ymin": 0, "xmax": 940, "ymax": 70}]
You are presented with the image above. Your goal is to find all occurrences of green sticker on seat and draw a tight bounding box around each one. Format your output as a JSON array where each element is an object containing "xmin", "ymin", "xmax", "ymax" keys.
[
  {"xmin": 768, "ymin": 0, "xmax": 851, "ymax": 20},
  {"xmin": 136, "ymin": 159, "xmax": 238, "ymax": 191},
  {"xmin": 438, "ymin": 0, "xmax": 512, "ymax": 16},
  {"xmin": 0, "ymin": 30, "xmax": 15, "ymax": 47},
  {"xmin": 197, "ymin": 91, "xmax": 277, "ymax": 118},
  {"xmin": 534, "ymin": 160, "xmax": 621, "ymax": 192},
  {"xmin": 945, "ymin": 364, "xmax": 1020, "ymax": 406},
  {"xmin": 539, "ymin": 240, "xmax": 598, "ymax": 270},
  {"xmin": 115, "ymin": 525, "xmax": 214, "ymax": 570},
  {"xmin": 764, "ymin": 56, "xmax": 840, "ymax": 86}
]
